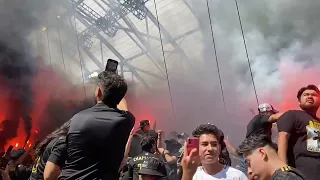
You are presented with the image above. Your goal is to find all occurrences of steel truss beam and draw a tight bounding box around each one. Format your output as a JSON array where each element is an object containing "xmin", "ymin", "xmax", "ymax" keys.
[
  {"xmin": 71, "ymin": 1, "xmax": 166, "ymax": 81},
  {"xmin": 144, "ymin": 7, "xmax": 191, "ymax": 63},
  {"xmin": 112, "ymin": 26, "xmax": 160, "ymax": 41},
  {"xmin": 102, "ymin": 0, "xmax": 193, "ymax": 69},
  {"xmin": 183, "ymin": 0, "xmax": 202, "ymax": 24},
  {"xmin": 70, "ymin": 0, "xmax": 149, "ymax": 43},
  {"xmin": 74, "ymin": 13, "xmax": 151, "ymax": 88},
  {"xmin": 50, "ymin": 37, "xmax": 91, "ymax": 73},
  {"xmin": 53, "ymin": 0, "xmax": 104, "ymax": 72},
  {"xmin": 116, "ymin": 0, "xmax": 149, "ymax": 20},
  {"xmin": 65, "ymin": 0, "xmax": 200, "ymax": 88},
  {"xmin": 59, "ymin": 15, "xmax": 104, "ymax": 71},
  {"xmin": 110, "ymin": 25, "xmax": 198, "ymax": 64},
  {"xmin": 97, "ymin": 0, "xmax": 166, "ymax": 77},
  {"xmin": 85, "ymin": 47, "xmax": 165, "ymax": 81},
  {"xmin": 67, "ymin": 0, "xmax": 166, "ymax": 84}
]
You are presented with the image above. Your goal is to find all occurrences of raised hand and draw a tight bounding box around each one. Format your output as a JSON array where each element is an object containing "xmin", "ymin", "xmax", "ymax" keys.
[{"xmin": 181, "ymin": 142, "xmax": 200, "ymax": 180}]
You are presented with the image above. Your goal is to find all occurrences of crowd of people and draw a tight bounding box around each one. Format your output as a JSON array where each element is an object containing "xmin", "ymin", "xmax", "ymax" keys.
[{"xmin": 0, "ymin": 69, "xmax": 319, "ymax": 180}]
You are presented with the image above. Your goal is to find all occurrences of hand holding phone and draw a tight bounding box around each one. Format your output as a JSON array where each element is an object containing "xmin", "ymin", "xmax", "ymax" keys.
[
  {"xmin": 182, "ymin": 138, "xmax": 201, "ymax": 177},
  {"xmin": 186, "ymin": 137, "xmax": 199, "ymax": 155}
]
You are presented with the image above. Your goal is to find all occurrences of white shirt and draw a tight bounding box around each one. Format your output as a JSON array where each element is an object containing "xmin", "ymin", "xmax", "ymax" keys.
[{"xmin": 193, "ymin": 166, "xmax": 248, "ymax": 180}]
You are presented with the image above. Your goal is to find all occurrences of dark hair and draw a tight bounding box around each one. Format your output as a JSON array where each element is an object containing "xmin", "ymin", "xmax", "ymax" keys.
[
  {"xmin": 237, "ymin": 134, "xmax": 276, "ymax": 156},
  {"xmin": 36, "ymin": 120, "xmax": 71, "ymax": 156},
  {"xmin": 147, "ymin": 130, "xmax": 158, "ymax": 142},
  {"xmin": 192, "ymin": 124, "xmax": 223, "ymax": 142},
  {"xmin": 11, "ymin": 148, "xmax": 26, "ymax": 160},
  {"xmin": 139, "ymin": 120, "xmax": 150, "ymax": 128},
  {"xmin": 97, "ymin": 71, "xmax": 127, "ymax": 107},
  {"xmin": 297, "ymin": 84, "xmax": 320, "ymax": 101},
  {"xmin": 141, "ymin": 136, "xmax": 156, "ymax": 152}
]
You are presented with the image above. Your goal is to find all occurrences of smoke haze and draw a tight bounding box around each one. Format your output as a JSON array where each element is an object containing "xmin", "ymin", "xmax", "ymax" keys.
[
  {"xmin": 0, "ymin": 0, "xmax": 90, "ymax": 151},
  {"xmin": 1, "ymin": 0, "xmax": 320, "ymax": 151},
  {"xmin": 127, "ymin": 0, "xmax": 320, "ymax": 145}
]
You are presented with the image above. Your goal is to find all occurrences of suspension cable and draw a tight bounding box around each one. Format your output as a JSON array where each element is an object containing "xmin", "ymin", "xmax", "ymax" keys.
[
  {"xmin": 153, "ymin": 0, "xmax": 177, "ymax": 121},
  {"xmin": 234, "ymin": 0, "xmax": 259, "ymax": 105},
  {"xmin": 70, "ymin": 2, "xmax": 87, "ymax": 98},
  {"xmin": 57, "ymin": 27, "xmax": 67, "ymax": 76},
  {"xmin": 36, "ymin": 30, "xmax": 40, "ymax": 56},
  {"xmin": 45, "ymin": 28, "xmax": 52, "ymax": 65},
  {"xmin": 205, "ymin": 0, "xmax": 227, "ymax": 112}
]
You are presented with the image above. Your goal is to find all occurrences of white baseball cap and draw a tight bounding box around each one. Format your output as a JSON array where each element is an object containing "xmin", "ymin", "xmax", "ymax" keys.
[{"xmin": 258, "ymin": 103, "xmax": 279, "ymax": 113}]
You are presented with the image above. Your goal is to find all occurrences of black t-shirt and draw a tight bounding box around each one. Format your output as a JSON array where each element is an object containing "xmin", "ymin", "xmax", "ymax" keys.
[
  {"xmin": 277, "ymin": 110, "xmax": 320, "ymax": 180},
  {"xmin": 271, "ymin": 166, "xmax": 307, "ymax": 180},
  {"xmin": 128, "ymin": 151, "xmax": 161, "ymax": 180},
  {"xmin": 29, "ymin": 137, "xmax": 67, "ymax": 180},
  {"xmin": 163, "ymin": 150, "xmax": 179, "ymax": 180},
  {"xmin": 10, "ymin": 165, "xmax": 32, "ymax": 180},
  {"xmin": 128, "ymin": 134, "xmax": 144, "ymax": 158},
  {"xmin": 59, "ymin": 103, "xmax": 135, "ymax": 180},
  {"xmin": 246, "ymin": 114, "xmax": 272, "ymax": 138},
  {"xmin": 128, "ymin": 130, "xmax": 158, "ymax": 158}
]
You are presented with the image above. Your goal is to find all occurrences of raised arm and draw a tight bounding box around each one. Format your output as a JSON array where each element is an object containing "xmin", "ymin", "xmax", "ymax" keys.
[{"xmin": 268, "ymin": 112, "xmax": 284, "ymax": 123}]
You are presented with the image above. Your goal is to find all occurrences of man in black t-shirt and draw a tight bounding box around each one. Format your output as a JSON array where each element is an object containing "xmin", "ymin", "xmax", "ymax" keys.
[
  {"xmin": 277, "ymin": 84, "xmax": 320, "ymax": 180},
  {"xmin": 129, "ymin": 120, "xmax": 152, "ymax": 158},
  {"xmin": 29, "ymin": 137, "xmax": 67, "ymax": 180},
  {"xmin": 127, "ymin": 136, "xmax": 165, "ymax": 180},
  {"xmin": 239, "ymin": 103, "xmax": 282, "ymax": 176},
  {"xmin": 237, "ymin": 134, "xmax": 306, "ymax": 180},
  {"xmin": 129, "ymin": 129, "xmax": 158, "ymax": 158},
  {"xmin": 246, "ymin": 103, "xmax": 283, "ymax": 138},
  {"xmin": 161, "ymin": 139, "xmax": 180, "ymax": 180},
  {"xmin": 59, "ymin": 71, "xmax": 135, "ymax": 180}
]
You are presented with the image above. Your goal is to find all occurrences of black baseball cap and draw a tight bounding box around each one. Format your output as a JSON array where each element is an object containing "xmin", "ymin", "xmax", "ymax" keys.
[
  {"xmin": 139, "ymin": 120, "xmax": 150, "ymax": 128},
  {"xmin": 177, "ymin": 133, "xmax": 189, "ymax": 139},
  {"xmin": 164, "ymin": 139, "xmax": 179, "ymax": 145},
  {"xmin": 138, "ymin": 158, "xmax": 167, "ymax": 177}
]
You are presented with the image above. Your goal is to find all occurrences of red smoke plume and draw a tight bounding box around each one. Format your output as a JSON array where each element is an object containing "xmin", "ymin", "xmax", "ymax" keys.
[
  {"xmin": 264, "ymin": 60, "xmax": 320, "ymax": 115},
  {"xmin": 2, "ymin": 59, "xmax": 320, "ymax": 152},
  {"xmin": 2, "ymin": 57, "xmax": 85, "ymax": 151}
]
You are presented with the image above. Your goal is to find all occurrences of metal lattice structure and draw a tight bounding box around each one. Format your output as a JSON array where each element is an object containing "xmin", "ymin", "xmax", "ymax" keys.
[
  {"xmin": 116, "ymin": 0, "xmax": 149, "ymax": 20},
  {"xmin": 52, "ymin": 0, "xmax": 201, "ymax": 88}
]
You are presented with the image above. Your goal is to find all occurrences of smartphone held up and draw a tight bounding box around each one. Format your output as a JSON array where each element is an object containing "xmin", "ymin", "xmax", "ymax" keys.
[
  {"xmin": 186, "ymin": 137, "xmax": 199, "ymax": 155},
  {"xmin": 105, "ymin": 59, "xmax": 118, "ymax": 73}
]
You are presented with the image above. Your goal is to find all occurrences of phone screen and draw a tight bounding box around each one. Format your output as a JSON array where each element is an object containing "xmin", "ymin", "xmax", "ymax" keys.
[
  {"xmin": 105, "ymin": 59, "xmax": 118, "ymax": 73},
  {"xmin": 186, "ymin": 138, "xmax": 199, "ymax": 155}
]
